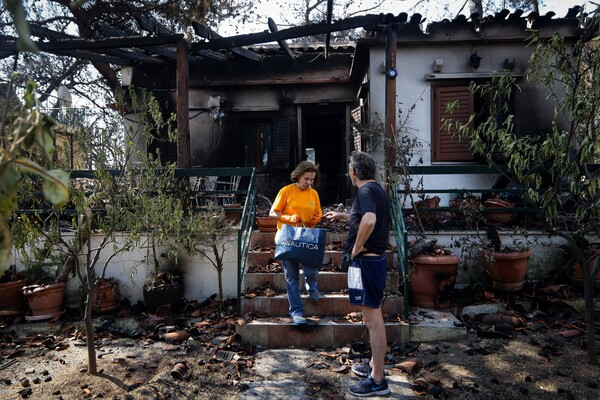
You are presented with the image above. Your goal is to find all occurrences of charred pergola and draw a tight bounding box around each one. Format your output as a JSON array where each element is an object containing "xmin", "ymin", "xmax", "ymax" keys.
[{"xmin": 0, "ymin": 4, "xmax": 415, "ymax": 167}]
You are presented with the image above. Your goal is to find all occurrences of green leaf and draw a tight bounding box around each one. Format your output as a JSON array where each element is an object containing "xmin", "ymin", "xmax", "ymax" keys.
[
  {"xmin": 15, "ymin": 159, "xmax": 69, "ymax": 207},
  {"xmin": 0, "ymin": 160, "xmax": 21, "ymax": 218},
  {"xmin": 42, "ymin": 170, "xmax": 70, "ymax": 208},
  {"xmin": 34, "ymin": 113, "xmax": 56, "ymax": 159},
  {"xmin": 6, "ymin": 0, "xmax": 38, "ymax": 52},
  {"xmin": 0, "ymin": 218, "xmax": 12, "ymax": 277}
]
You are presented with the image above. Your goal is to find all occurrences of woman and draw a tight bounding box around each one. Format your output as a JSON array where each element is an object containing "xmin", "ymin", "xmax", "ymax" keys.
[{"xmin": 269, "ymin": 161, "xmax": 323, "ymax": 325}]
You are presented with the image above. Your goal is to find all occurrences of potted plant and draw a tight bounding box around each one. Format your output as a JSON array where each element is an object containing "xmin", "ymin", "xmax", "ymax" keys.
[
  {"xmin": 12, "ymin": 218, "xmax": 69, "ymax": 321},
  {"xmin": 481, "ymin": 245, "xmax": 531, "ymax": 292},
  {"xmin": 408, "ymin": 238, "xmax": 460, "ymax": 309},
  {"xmin": 254, "ymin": 193, "xmax": 277, "ymax": 232},
  {"xmin": 0, "ymin": 266, "xmax": 28, "ymax": 315},
  {"xmin": 90, "ymin": 277, "xmax": 120, "ymax": 312},
  {"xmin": 483, "ymin": 196, "xmax": 515, "ymax": 224},
  {"xmin": 567, "ymin": 243, "xmax": 600, "ymax": 289}
]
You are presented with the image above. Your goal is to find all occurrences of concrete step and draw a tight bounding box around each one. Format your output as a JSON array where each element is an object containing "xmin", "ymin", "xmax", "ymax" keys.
[
  {"xmin": 243, "ymin": 271, "xmax": 400, "ymax": 293},
  {"xmin": 236, "ymin": 316, "xmax": 409, "ymax": 348},
  {"xmin": 236, "ymin": 310, "xmax": 467, "ymax": 349},
  {"xmin": 241, "ymin": 293, "xmax": 404, "ymax": 317}
]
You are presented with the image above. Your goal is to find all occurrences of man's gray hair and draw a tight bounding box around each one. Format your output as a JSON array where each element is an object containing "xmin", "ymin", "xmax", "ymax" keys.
[{"xmin": 349, "ymin": 151, "xmax": 376, "ymax": 180}]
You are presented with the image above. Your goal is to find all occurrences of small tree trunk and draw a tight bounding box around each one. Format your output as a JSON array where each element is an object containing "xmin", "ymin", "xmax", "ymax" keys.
[
  {"xmin": 584, "ymin": 256, "xmax": 599, "ymax": 364},
  {"xmin": 212, "ymin": 243, "xmax": 224, "ymax": 308},
  {"xmin": 84, "ymin": 285, "xmax": 98, "ymax": 373}
]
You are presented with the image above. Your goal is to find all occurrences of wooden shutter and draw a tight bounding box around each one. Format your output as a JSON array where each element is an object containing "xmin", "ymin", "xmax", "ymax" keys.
[
  {"xmin": 273, "ymin": 116, "xmax": 289, "ymax": 169},
  {"xmin": 432, "ymin": 86, "xmax": 475, "ymax": 162}
]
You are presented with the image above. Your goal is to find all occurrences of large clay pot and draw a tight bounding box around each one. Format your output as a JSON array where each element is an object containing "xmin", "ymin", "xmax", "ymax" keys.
[
  {"xmin": 485, "ymin": 249, "xmax": 531, "ymax": 291},
  {"xmin": 91, "ymin": 279, "xmax": 120, "ymax": 312},
  {"xmin": 484, "ymin": 198, "xmax": 515, "ymax": 224},
  {"xmin": 409, "ymin": 254, "xmax": 459, "ymax": 309},
  {"xmin": 0, "ymin": 278, "xmax": 28, "ymax": 315},
  {"xmin": 568, "ymin": 247, "xmax": 600, "ymax": 288},
  {"xmin": 255, "ymin": 217, "xmax": 278, "ymax": 232},
  {"xmin": 22, "ymin": 282, "xmax": 66, "ymax": 320}
]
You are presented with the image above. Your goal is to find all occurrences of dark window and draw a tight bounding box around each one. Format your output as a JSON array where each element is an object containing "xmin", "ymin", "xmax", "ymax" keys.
[{"xmin": 242, "ymin": 116, "xmax": 289, "ymax": 170}]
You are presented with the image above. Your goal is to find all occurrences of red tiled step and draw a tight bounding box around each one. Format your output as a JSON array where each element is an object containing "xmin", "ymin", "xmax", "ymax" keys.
[
  {"xmin": 236, "ymin": 316, "xmax": 409, "ymax": 348},
  {"xmin": 240, "ymin": 293, "xmax": 404, "ymax": 317},
  {"xmin": 243, "ymin": 271, "xmax": 400, "ymax": 293}
]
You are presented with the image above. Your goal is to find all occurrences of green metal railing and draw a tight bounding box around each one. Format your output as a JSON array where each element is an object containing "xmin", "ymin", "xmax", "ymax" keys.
[
  {"xmin": 19, "ymin": 167, "xmax": 256, "ymax": 314},
  {"xmin": 388, "ymin": 173, "xmax": 410, "ymax": 317},
  {"xmin": 174, "ymin": 167, "xmax": 256, "ymax": 314}
]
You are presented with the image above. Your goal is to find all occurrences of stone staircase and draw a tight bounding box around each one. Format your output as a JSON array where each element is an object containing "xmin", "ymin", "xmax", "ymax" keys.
[{"xmin": 235, "ymin": 230, "xmax": 410, "ymax": 348}]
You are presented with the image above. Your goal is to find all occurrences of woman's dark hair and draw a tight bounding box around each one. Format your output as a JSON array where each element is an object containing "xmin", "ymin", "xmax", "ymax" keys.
[
  {"xmin": 348, "ymin": 151, "xmax": 376, "ymax": 180},
  {"xmin": 291, "ymin": 161, "xmax": 320, "ymax": 188}
]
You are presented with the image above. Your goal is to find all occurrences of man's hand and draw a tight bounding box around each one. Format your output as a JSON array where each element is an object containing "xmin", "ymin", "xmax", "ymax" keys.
[{"xmin": 324, "ymin": 210, "xmax": 348, "ymax": 222}]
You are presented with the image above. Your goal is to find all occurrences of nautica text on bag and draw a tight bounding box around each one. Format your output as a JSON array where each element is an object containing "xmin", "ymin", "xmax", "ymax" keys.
[{"xmin": 280, "ymin": 240, "xmax": 319, "ymax": 250}]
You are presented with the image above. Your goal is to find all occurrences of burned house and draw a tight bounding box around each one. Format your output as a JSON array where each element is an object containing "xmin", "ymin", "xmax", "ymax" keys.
[{"xmin": 122, "ymin": 7, "xmax": 582, "ymax": 205}]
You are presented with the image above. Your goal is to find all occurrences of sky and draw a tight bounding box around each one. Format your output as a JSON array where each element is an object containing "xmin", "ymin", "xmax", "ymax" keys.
[{"xmin": 219, "ymin": 0, "xmax": 593, "ymax": 36}]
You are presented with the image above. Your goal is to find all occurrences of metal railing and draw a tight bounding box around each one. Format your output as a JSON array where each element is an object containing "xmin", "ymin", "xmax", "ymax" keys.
[
  {"xmin": 389, "ymin": 173, "xmax": 409, "ymax": 317},
  {"xmin": 174, "ymin": 167, "xmax": 256, "ymax": 314},
  {"xmin": 17, "ymin": 167, "xmax": 256, "ymax": 314}
]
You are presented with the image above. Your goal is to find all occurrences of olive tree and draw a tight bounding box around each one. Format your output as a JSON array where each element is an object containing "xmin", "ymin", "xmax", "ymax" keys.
[{"xmin": 449, "ymin": 7, "xmax": 600, "ymax": 364}]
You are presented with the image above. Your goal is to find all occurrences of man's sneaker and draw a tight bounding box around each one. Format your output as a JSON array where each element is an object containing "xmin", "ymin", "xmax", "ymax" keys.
[
  {"xmin": 351, "ymin": 362, "xmax": 371, "ymax": 378},
  {"xmin": 348, "ymin": 375, "xmax": 390, "ymax": 397},
  {"xmin": 292, "ymin": 315, "xmax": 307, "ymax": 324},
  {"xmin": 308, "ymin": 289, "xmax": 321, "ymax": 302}
]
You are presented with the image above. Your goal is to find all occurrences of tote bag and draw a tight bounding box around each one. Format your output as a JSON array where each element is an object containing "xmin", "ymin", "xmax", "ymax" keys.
[{"xmin": 274, "ymin": 224, "xmax": 326, "ymax": 266}]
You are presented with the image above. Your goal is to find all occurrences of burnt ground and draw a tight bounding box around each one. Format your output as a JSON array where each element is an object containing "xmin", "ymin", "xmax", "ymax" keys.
[{"xmin": 0, "ymin": 281, "xmax": 599, "ymax": 400}]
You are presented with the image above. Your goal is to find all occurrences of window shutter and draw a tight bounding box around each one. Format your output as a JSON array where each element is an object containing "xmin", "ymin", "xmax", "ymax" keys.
[
  {"xmin": 432, "ymin": 86, "xmax": 475, "ymax": 162},
  {"xmin": 273, "ymin": 116, "xmax": 289, "ymax": 169}
]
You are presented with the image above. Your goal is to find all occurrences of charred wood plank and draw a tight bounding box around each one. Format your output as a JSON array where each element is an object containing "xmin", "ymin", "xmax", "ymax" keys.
[
  {"xmin": 267, "ymin": 18, "xmax": 295, "ymax": 60},
  {"xmin": 193, "ymin": 13, "xmax": 407, "ymax": 50},
  {"xmin": 192, "ymin": 22, "xmax": 262, "ymax": 62},
  {"xmin": 325, "ymin": 0, "xmax": 333, "ymax": 59}
]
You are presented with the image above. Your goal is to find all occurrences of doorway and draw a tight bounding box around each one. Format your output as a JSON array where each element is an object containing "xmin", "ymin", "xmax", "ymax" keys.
[{"xmin": 302, "ymin": 103, "xmax": 348, "ymax": 206}]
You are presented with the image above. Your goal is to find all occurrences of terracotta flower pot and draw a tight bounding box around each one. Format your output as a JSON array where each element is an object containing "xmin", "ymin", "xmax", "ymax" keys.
[
  {"xmin": 409, "ymin": 254, "xmax": 459, "ymax": 309},
  {"xmin": 484, "ymin": 198, "xmax": 515, "ymax": 224},
  {"xmin": 255, "ymin": 217, "xmax": 278, "ymax": 232},
  {"xmin": 485, "ymin": 249, "xmax": 531, "ymax": 291},
  {"xmin": 568, "ymin": 247, "xmax": 600, "ymax": 288},
  {"xmin": 91, "ymin": 279, "xmax": 120, "ymax": 312},
  {"xmin": 22, "ymin": 282, "xmax": 66, "ymax": 320},
  {"xmin": 0, "ymin": 278, "xmax": 28, "ymax": 315}
]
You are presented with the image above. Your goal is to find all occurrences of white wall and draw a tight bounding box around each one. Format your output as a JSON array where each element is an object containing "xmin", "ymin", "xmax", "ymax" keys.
[
  {"xmin": 12, "ymin": 233, "xmax": 239, "ymax": 308},
  {"xmin": 367, "ymin": 40, "xmax": 562, "ymax": 206}
]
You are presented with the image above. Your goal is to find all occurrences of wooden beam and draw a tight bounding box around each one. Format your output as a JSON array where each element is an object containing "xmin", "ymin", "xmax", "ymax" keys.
[
  {"xmin": 385, "ymin": 25, "xmax": 397, "ymax": 170},
  {"xmin": 176, "ymin": 40, "xmax": 190, "ymax": 168},
  {"xmin": 325, "ymin": 0, "xmax": 333, "ymax": 59},
  {"xmin": 192, "ymin": 22, "xmax": 263, "ymax": 62},
  {"xmin": 268, "ymin": 18, "xmax": 295, "ymax": 60},
  {"xmin": 193, "ymin": 13, "xmax": 406, "ymax": 50}
]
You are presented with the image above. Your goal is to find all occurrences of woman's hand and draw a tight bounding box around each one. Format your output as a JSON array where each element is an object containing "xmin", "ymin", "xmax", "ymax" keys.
[{"xmin": 281, "ymin": 214, "xmax": 301, "ymax": 223}]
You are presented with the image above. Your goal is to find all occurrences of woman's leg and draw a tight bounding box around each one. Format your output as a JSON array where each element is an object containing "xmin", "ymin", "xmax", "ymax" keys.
[
  {"xmin": 302, "ymin": 263, "xmax": 320, "ymax": 300},
  {"xmin": 281, "ymin": 260, "xmax": 303, "ymax": 317}
]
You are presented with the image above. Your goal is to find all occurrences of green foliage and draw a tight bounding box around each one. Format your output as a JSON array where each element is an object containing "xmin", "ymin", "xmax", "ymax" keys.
[
  {"xmin": 447, "ymin": 6, "xmax": 600, "ymax": 363},
  {"xmin": 0, "ymin": 79, "xmax": 69, "ymax": 274}
]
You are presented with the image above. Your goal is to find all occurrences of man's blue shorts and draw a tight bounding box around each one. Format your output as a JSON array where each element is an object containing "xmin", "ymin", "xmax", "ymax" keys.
[{"xmin": 347, "ymin": 254, "xmax": 387, "ymax": 308}]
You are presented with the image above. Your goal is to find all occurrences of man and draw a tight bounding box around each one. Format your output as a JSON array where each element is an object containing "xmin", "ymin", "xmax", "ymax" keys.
[{"xmin": 324, "ymin": 151, "xmax": 391, "ymax": 397}]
